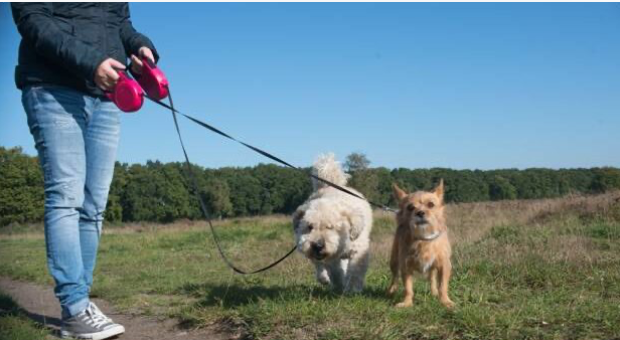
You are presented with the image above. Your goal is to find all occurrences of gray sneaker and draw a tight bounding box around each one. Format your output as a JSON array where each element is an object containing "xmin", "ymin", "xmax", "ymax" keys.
[{"xmin": 61, "ymin": 302, "xmax": 125, "ymax": 339}]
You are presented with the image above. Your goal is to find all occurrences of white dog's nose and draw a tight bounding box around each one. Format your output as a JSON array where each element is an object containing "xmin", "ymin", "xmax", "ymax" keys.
[{"xmin": 312, "ymin": 242, "xmax": 325, "ymax": 255}]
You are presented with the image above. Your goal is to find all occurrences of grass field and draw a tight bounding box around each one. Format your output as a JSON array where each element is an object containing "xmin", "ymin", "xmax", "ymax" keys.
[{"xmin": 1, "ymin": 193, "xmax": 620, "ymax": 340}]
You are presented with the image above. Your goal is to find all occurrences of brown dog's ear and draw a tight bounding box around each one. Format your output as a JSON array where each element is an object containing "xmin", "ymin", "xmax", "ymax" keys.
[
  {"xmin": 433, "ymin": 179, "xmax": 445, "ymax": 202},
  {"xmin": 392, "ymin": 183, "xmax": 407, "ymax": 202}
]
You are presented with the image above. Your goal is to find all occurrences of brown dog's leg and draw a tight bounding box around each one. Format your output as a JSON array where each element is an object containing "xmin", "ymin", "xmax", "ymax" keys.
[
  {"xmin": 387, "ymin": 236, "xmax": 400, "ymax": 296},
  {"xmin": 396, "ymin": 272, "xmax": 414, "ymax": 307},
  {"xmin": 429, "ymin": 267, "xmax": 439, "ymax": 297},
  {"xmin": 438, "ymin": 262, "xmax": 454, "ymax": 308}
]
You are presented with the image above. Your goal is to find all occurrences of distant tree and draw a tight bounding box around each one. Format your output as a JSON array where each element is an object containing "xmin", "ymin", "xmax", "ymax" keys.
[
  {"xmin": 345, "ymin": 152, "xmax": 371, "ymax": 173},
  {"xmin": 590, "ymin": 167, "xmax": 620, "ymax": 193},
  {"xmin": 560, "ymin": 168, "xmax": 595, "ymax": 193},
  {"xmin": 391, "ymin": 168, "xmax": 434, "ymax": 194},
  {"xmin": 220, "ymin": 167, "xmax": 264, "ymax": 216},
  {"xmin": 202, "ymin": 178, "xmax": 233, "ymax": 218},
  {"xmin": 253, "ymin": 164, "xmax": 290, "ymax": 214},
  {"xmin": 0, "ymin": 147, "xmax": 44, "ymax": 226},
  {"xmin": 488, "ymin": 175, "xmax": 517, "ymax": 201},
  {"xmin": 121, "ymin": 161, "xmax": 195, "ymax": 222},
  {"xmin": 105, "ymin": 162, "xmax": 128, "ymax": 223},
  {"xmin": 373, "ymin": 167, "xmax": 395, "ymax": 206},
  {"xmin": 4, "ymin": 145, "xmax": 620, "ymax": 227},
  {"xmin": 509, "ymin": 169, "xmax": 560, "ymax": 199},
  {"xmin": 181, "ymin": 163, "xmax": 213, "ymax": 220},
  {"xmin": 121, "ymin": 163, "xmax": 157, "ymax": 222},
  {"xmin": 428, "ymin": 168, "xmax": 489, "ymax": 203},
  {"xmin": 349, "ymin": 169, "xmax": 380, "ymax": 204}
]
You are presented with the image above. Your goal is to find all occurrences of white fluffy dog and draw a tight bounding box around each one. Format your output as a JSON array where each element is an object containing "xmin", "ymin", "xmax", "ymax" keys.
[{"xmin": 293, "ymin": 154, "xmax": 373, "ymax": 293}]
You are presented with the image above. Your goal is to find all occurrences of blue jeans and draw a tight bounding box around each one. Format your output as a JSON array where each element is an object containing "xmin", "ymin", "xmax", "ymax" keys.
[{"xmin": 22, "ymin": 85, "xmax": 120, "ymax": 319}]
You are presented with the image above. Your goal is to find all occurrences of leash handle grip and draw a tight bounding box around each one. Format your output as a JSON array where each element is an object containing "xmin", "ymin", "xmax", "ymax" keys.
[
  {"xmin": 116, "ymin": 69, "xmax": 130, "ymax": 81},
  {"xmin": 143, "ymin": 56, "xmax": 157, "ymax": 69},
  {"xmin": 138, "ymin": 57, "xmax": 169, "ymax": 100},
  {"xmin": 106, "ymin": 69, "xmax": 144, "ymax": 113}
]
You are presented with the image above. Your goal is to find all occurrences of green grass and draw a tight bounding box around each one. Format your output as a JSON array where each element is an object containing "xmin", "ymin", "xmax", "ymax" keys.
[
  {"xmin": 1, "ymin": 197, "xmax": 620, "ymax": 340},
  {"xmin": 0, "ymin": 293, "xmax": 50, "ymax": 340}
]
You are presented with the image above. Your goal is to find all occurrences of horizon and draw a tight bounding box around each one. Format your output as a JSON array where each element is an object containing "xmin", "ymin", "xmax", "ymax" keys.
[
  {"xmin": 1, "ymin": 3, "xmax": 619, "ymax": 170},
  {"xmin": 4, "ymin": 144, "xmax": 617, "ymax": 172}
]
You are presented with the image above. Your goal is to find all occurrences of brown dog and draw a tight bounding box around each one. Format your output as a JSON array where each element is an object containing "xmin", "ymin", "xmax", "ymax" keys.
[{"xmin": 387, "ymin": 180, "xmax": 454, "ymax": 308}]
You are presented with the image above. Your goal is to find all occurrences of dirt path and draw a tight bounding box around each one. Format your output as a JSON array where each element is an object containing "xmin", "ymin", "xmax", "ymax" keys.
[{"xmin": 0, "ymin": 277, "xmax": 236, "ymax": 340}]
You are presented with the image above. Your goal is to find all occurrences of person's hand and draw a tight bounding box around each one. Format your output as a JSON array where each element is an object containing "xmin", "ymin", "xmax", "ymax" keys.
[
  {"xmin": 130, "ymin": 47, "xmax": 155, "ymax": 75},
  {"xmin": 94, "ymin": 58, "xmax": 125, "ymax": 91}
]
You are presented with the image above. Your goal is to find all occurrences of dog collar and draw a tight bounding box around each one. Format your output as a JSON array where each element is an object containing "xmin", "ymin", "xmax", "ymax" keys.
[{"xmin": 415, "ymin": 230, "xmax": 442, "ymax": 241}]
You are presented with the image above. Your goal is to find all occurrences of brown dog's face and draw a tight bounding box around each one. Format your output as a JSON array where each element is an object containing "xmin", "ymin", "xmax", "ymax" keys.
[{"xmin": 393, "ymin": 180, "xmax": 446, "ymax": 233}]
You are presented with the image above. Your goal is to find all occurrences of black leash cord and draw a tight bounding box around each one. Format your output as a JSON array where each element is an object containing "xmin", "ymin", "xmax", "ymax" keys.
[
  {"xmin": 165, "ymin": 89, "xmax": 297, "ymax": 275},
  {"xmin": 147, "ymin": 96, "xmax": 398, "ymax": 213}
]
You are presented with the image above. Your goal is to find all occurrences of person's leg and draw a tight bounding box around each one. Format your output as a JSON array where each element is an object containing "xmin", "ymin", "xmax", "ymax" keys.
[
  {"xmin": 22, "ymin": 85, "xmax": 91, "ymax": 319},
  {"xmin": 80, "ymin": 98, "xmax": 121, "ymax": 290}
]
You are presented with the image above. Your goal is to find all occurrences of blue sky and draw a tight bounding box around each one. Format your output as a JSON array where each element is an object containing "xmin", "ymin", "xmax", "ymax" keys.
[{"xmin": 1, "ymin": 3, "xmax": 619, "ymax": 170}]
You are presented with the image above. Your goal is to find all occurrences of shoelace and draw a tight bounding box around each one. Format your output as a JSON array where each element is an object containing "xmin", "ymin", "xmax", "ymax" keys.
[
  {"xmin": 88, "ymin": 303, "xmax": 111, "ymax": 321},
  {"xmin": 84, "ymin": 303, "xmax": 111, "ymax": 328}
]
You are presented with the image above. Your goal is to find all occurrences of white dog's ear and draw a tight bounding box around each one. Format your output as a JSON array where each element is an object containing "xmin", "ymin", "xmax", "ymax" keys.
[
  {"xmin": 343, "ymin": 212, "xmax": 363, "ymax": 241},
  {"xmin": 292, "ymin": 209, "xmax": 305, "ymax": 230}
]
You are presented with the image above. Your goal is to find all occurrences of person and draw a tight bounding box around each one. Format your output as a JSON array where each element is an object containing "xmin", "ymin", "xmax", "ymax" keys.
[{"xmin": 11, "ymin": 3, "xmax": 158, "ymax": 339}]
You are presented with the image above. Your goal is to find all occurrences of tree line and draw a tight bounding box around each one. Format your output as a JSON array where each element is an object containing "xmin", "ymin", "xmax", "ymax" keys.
[{"xmin": 2, "ymin": 146, "xmax": 620, "ymax": 226}]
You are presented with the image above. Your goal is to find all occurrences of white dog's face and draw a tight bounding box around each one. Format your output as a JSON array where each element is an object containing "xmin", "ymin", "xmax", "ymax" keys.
[{"xmin": 293, "ymin": 201, "xmax": 351, "ymax": 262}]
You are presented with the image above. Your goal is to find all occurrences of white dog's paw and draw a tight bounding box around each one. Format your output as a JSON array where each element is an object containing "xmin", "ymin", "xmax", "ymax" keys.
[
  {"xmin": 316, "ymin": 266, "xmax": 331, "ymax": 285},
  {"xmin": 317, "ymin": 272, "xmax": 331, "ymax": 285},
  {"xmin": 342, "ymin": 276, "xmax": 365, "ymax": 294},
  {"xmin": 344, "ymin": 284, "xmax": 363, "ymax": 294}
]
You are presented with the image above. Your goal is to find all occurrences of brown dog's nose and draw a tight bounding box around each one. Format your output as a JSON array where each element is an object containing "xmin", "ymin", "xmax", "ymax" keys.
[{"xmin": 416, "ymin": 210, "xmax": 425, "ymax": 218}]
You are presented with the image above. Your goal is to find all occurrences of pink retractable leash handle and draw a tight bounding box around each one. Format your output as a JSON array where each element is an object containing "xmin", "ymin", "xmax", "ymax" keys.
[
  {"xmin": 105, "ymin": 71, "xmax": 144, "ymax": 112},
  {"xmin": 136, "ymin": 57, "xmax": 169, "ymax": 100},
  {"xmin": 106, "ymin": 57, "xmax": 169, "ymax": 113}
]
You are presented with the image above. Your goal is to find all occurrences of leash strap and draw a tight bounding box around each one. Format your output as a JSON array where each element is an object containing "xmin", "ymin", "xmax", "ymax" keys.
[
  {"xmin": 166, "ymin": 89, "xmax": 297, "ymax": 275},
  {"xmin": 147, "ymin": 96, "xmax": 398, "ymax": 213}
]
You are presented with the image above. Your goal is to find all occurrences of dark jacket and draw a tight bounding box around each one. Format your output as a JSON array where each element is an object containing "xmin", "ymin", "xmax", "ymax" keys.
[{"xmin": 11, "ymin": 2, "xmax": 159, "ymax": 97}]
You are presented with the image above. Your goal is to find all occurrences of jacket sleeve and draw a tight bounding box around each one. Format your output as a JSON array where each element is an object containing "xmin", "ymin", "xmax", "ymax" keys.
[
  {"xmin": 119, "ymin": 3, "xmax": 159, "ymax": 63},
  {"xmin": 11, "ymin": 2, "xmax": 108, "ymax": 83}
]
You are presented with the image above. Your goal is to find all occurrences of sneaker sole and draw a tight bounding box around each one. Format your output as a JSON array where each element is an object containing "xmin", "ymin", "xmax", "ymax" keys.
[{"xmin": 61, "ymin": 324, "xmax": 125, "ymax": 340}]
